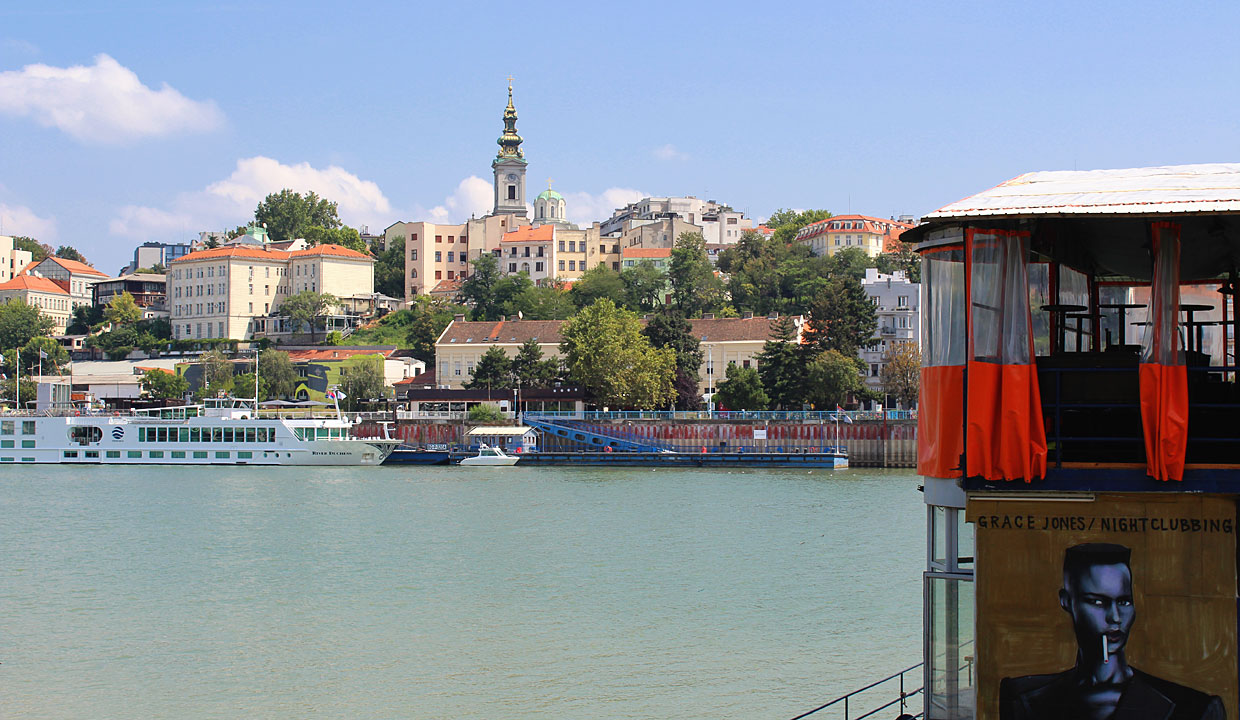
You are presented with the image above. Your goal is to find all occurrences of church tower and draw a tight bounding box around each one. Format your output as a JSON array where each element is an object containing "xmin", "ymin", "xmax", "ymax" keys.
[{"xmin": 492, "ymin": 81, "xmax": 528, "ymax": 217}]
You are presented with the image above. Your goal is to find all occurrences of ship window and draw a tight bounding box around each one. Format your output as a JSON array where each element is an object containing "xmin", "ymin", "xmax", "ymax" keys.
[
  {"xmin": 245, "ymin": 428, "xmax": 256, "ymax": 443},
  {"xmin": 22, "ymin": 421, "xmax": 34, "ymax": 434},
  {"xmin": 1, "ymin": 457, "xmax": 12, "ymax": 463},
  {"xmin": 269, "ymin": 429, "xmax": 276, "ymax": 443},
  {"xmin": 215, "ymin": 451, "xmax": 229, "ymax": 459},
  {"xmin": 128, "ymin": 451, "xmax": 141, "ymax": 458},
  {"xmin": 2, "ymin": 421, "xmax": 13, "ymax": 435},
  {"xmin": 193, "ymin": 451, "xmax": 208, "ymax": 459},
  {"xmin": 319, "ymin": 428, "xmax": 331, "ymax": 439},
  {"xmin": 63, "ymin": 450, "xmax": 78, "ymax": 458},
  {"xmin": 191, "ymin": 428, "xmax": 201, "ymax": 443},
  {"xmin": 257, "ymin": 428, "xmax": 268, "ymax": 442},
  {"xmin": 172, "ymin": 451, "xmax": 186, "ymax": 459},
  {"xmin": 85, "ymin": 451, "xmax": 98, "ymax": 458},
  {"xmin": 212, "ymin": 428, "xmax": 222, "ymax": 443},
  {"xmin": 1, "ymin": 441, "xmax": 13, "ymax": 449},
  {"xmin": 157, "ymin": 428, "xmax": 168, "ymax": 442},
  {"xmin": 107, "ymin": 451, "xmax": 120, "ymax": 458},
  {"xmin": 238, "ymin": 451, "xmax": 252, "ymax": 459},
  {"xmin": 149, "ymin": 451, "xmax": 164, "ymax": 459},
  {"xmin": 179, "ymin": 428, "xmax": 189, "ymax": 442},
  {"xmin": 224, "ymin": 428, "xmax": 234, "ymax": 443},
  {"xmin": 21, "ymin": 457, "xmax": 33, "ymax": 462},
  {"xmin": 22, "ymin": 440, "xmax": 34, "ymax": 448}
]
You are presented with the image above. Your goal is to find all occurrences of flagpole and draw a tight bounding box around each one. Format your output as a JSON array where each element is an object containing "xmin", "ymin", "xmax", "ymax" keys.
[{"xmin": 14, "ymin": 347, "xmax": 19, "ymax": 410}]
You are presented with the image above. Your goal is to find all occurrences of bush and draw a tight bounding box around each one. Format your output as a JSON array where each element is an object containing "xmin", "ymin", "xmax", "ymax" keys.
[{"xmin": 467, "ymin": 404, "xmax": 506, "ymax": 422}]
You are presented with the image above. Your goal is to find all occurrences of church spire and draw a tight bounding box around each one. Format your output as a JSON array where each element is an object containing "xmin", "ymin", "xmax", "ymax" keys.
[{"xmin": 497, "ymin": 78, "xmax": 524, "ymax": 160}]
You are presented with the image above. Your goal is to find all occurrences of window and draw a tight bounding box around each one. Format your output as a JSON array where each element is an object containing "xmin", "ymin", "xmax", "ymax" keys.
[
  {"xmin": 599, "ymin": 245, "xmax": 606, "ymax": 255},
  {"xmin": 448, "ymin": 236, "xmax": 454, "ymax": 243},
  {"xmin": 107, "ymin": 450, "xmax": 120, "ymax": 458},
  {"xmin": 454, "ymin": 362, "xmax": 461, "ymax": 376},
  {"xmin": 215, "ymin": 451, "xmax": 229, "ymax": 459},
  {"xmin": 509, "ymin": 263, "xmax": 517, "ymax": 273},
  {"xmin": 63, "ymin": 450, "xmax": 78, "ymax": 458},
  {"xmin": 435, "ymin": 270, "xmax": 442, "ymax": 280},
  {"xmin": 507, "ymin": 185, "xmax": 516, "ymax": 200},
  {"xmin": 172, "ymin": 451, "xmax": 185, "ymax": 458},
  {"xmin": 743, "ymin": 360, "xmax": 751, "ymax": 369},
  {"xmin": 569, "ymin": 241, "xmax": 576, "ymax": 252},
  {"xmin": 410, "ymin": 269, "xmax": 417, "ymax": 278},
  {"xmin": 194, "ymin": 451, "xmax": 208, "ymax": 459},
  {"xmin": 435, "ymin": 251, "xmax": 442, "ymax": 262},
  {"xmin": 568, "ymin": 261, "xmax": 576, "ymax": 271},
  {"xmin": 150, "ymin": 450, "xmax": 164, "ymax": 459},
  {"xmin": 1, "ymin": 421, "xmax": 13, "ymax": 435},
  {"xmin": 898, "ymin": 295, "xmax": 909, "ymax": 307},
  {"xmin": 448, "ymin": 251, "xmax": 454, "ymax": 263},
  {"xmin": 447, "ymin": 270, "xmax": 455, "ymax": 280},
  {"xmin": 127, "ymin": 451, "xmax": 141, "ymax": 459},
  {"xmin": 22, "ymin": 421, "xmax": 34, "ymax": 434},
  {"xmin": 559, "ymin": 241, "xmax": 565, "ymax": 251},
  {"xmin": 871, "ymin": 363, "xmax": 881, "ymax": 377},
  {"xmin": 558, "ymin": 260, "xmax": 565, "ymax": 271},
  {"xmin": 411, "ymin": 249, "xmax": 417, "ymax": 261},
  {"xmin": 435, "ymin": 235, "xmax": 442, "ymax": 243}
]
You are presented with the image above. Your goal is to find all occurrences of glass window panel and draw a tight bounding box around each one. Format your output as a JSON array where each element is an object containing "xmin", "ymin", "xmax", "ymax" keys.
[{"xmin": 925, "ymin": 574, "xmax": 975, "ymax": 720}]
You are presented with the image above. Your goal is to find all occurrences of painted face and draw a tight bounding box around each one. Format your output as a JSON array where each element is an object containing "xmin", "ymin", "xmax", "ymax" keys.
[{"xmin": 1064, "ymin": 562, "xmax": 1135, "ymax": 659}]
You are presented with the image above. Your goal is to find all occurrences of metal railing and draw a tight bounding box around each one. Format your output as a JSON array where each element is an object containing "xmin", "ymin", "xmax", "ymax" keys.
[
  {"xmin": 790, "ymin": 663, "xmax": 923, "ymax": 720},
  {"xmin": 523, "ymin": 409, "xmax": 916, "ymax": 422}
]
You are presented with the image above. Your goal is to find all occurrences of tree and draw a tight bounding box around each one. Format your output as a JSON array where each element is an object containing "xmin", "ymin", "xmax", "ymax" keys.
[
  {"xmin": 259, "ymin": 350, "xmax": 298, "ymax": 399},
  {"xmin": 803, "ymin": 276, "xmax": 878, "ymax": 357},
  {"xmin": 200, "ymin": 349, "xmax": 234, "ymax": 391},
  {"xmin": 104, "ymin": 291, "xmax": 142, "ymax": 327},
  {"xmin": 642, "ymin": 310, "xmax": 703, "ymax": 410},
  {"xmin": 373, "ymin": 236, "xmax": 405, "ymax": 298},
  {"xmin": 281, "ymin": 291, "xmax": 338, "ymax": 342},
  {"xmin": 467, "ymin": 403, "xmax": 506, "ymax": 422},
  {"xmin": 11, "ymin": 236, "xmax": 51, "ymax": 262},
  {"xmin": 231, "ymin": 372, "xmax": 260, "ymax": 400},
  {"xmin": 1, "ymin": 378, "xmax": 36, "ymax": 407},
  {"xmin": 304, "ymin": 225, "xmax": 367, "ymax": 253},
  {"xmin": 19, "ymin": 336, "xmax": 69, "ymax": 376},
  {"xmin": 510, "ymin": 338, "xmax": 561, "ymax": 388},
  {"xmin": 829, "ymin": 247, "xmax": 874, "ymax": 282},
  {"xmin": 621, "ymin": 259, "xmax": 666, "ymax": 312},
  {"xmin": 503, "ymin": 283, "xmax": 575, "ymax": 320},
  {"xmin": 569, "ymin": 263, "xmax": 627, "ymax": 309},
  {"xmin": 766, "ymin": 208, "xmax": 833, "ymax": 246},
  {"xmin": 338, "ymin": 356, "xmax": 385, "ymax": 410},
  {"xmin": 465, "ymin": 346, "xmax": 512, "ymax": 390},
  {"xmin": 459, "ymin": 254, "xmax": 504, "ymax": 320},
  {"xmin": 54, "ymin": 246, "xmax": 87, "ymax": 263},
  {"xmin": 880, "ymin": 342, "xmax": 921, "ymax": 409},
  {"xmin": 141, "ymin": 369, "xmax": 189, "ymax": 400},
  {"xmin": 491, "ymin": 273, "xmax": 535, "ymax": 317},
  {"xmin": 0, "ymin": 300, "xmax": 54, "ymax": 350},
  {"xmin": 560, "ymin": 298, "xmax": 675, "ymax": 408},
  {"xmin": 668, "ymin": 231, "xmax": 723, "ymax": 318},
  {"xmin": 715, "ymin": 363, "xmax": 768, "ymax": 411},
  {"xmin": 756, "ymin": 315, "xmax": 806, "ymax": 410},
  {"xmin": 66, "ymin": 304, "xmax": 105, "ymax": 335},
  {"xmin": 804, "ymin": 350, "xmax": 866, "ymax": 410},
  {"xmin": 254, "ymin": 189, "xmax": 341, "ymax": 242}
]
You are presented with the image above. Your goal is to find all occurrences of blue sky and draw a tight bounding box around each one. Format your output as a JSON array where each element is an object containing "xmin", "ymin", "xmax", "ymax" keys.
[{"xmin": 1, "ymin": 1, "xmax": 1238, "ymax": 273}]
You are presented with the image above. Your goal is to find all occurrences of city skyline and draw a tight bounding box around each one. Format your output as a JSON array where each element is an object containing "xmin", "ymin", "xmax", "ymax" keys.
[{"xmin": 1, "ymin": 1, "xmax": 1238, "ymax": 273}]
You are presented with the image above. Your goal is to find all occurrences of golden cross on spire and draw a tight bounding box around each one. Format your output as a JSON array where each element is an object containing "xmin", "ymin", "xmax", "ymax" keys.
[
  {"xmin": 507, "ymin": 75, "xmax": 514, "ymax": 89},
  {"xmin": 547, "ymin": 178, "xmax": 553, "ymax": 189}
]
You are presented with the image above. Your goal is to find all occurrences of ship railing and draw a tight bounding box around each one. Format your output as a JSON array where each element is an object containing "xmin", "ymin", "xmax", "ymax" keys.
[
  {"xmin": 523, "ymin": 410, "xmax": 915, "ymax": 422},
  {"xmin": 789, "ymin": 663, "xmax": 923, "ymax": 720}
]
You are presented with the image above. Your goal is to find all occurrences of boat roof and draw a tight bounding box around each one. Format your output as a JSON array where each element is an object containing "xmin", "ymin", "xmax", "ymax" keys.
[
  {"xmin": 924, "ymin": 163, "xmax": 1240, "ymax": 221},
  {"xmin": 467, "ymin": 426, "xmax": 535, "ymax": 436}
]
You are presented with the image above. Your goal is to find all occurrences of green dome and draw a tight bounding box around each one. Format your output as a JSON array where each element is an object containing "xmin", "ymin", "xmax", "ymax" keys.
[{"xmin": 537, "ymin": 189, "xmax": 564, "ymax": 201}]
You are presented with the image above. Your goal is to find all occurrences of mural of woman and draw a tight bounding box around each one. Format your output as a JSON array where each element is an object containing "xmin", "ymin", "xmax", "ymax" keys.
[{"xmin": 999, "ymin": 543, "xmax": 1224, "ymax": 720}]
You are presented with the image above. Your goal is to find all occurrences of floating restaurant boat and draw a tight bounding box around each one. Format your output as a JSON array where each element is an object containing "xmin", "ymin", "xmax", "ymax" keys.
[
  {"xmin": 907, "ymin": 163, "xmax": 1240, "ymax": 720},
  {"xmin": 0, "ymin": 398, "xmax": 400, "ymax": 466}
]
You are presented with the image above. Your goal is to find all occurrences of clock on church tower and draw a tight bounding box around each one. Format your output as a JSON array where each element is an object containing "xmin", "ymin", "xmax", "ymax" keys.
[{"xmin": 492, "ymin": 81, "xmax": 528, "ymax": 218}]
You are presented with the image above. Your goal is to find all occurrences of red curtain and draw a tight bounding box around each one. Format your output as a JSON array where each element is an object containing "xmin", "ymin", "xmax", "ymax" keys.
[
  {"xmin": 1139, "ymin": 222, "xmax": 1188, "ymax": 481},
  {"xmin": 917, "ymin": 246, "xmax": 967, "ymax": 478},
  {"xmin": 965, "ymin": 229, "xmax": 1047, "ymax": 482}
]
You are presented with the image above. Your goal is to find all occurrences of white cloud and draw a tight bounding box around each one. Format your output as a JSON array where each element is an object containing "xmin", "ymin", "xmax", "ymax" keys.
[
  {"xmin": 653, "ymin": 143, "xmax": 689, "ymax": 162},
  {"xmin": 0, "ymin": 54, "xmax": 223, "ymax": 144},
  {"xmin": 110, "ymin": 156, "xmax": 393, "ymax": 240},
  {"xmin": 0, "ymin": 203, "xmax": 57, "ymax": 243},
  {"xmin": 565, "ymin": 187, "xmax": 648, "ymax": 226},
  {"xmin": 415, "ymin": 176, "xmax": 493, "ymax": 224}
]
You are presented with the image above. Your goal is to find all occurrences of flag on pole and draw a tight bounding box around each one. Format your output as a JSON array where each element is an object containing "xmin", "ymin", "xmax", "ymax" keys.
[
  {"xmin": 38, "ymin": 350, "xmax": 47, "ymax": 359},
  {"xmin": 836, "ymin": 405, "xmax": 854, "ymax": 424},
  {"xmin": 335, "ymin": 389, "xmax": 347, "ymax": 399}
]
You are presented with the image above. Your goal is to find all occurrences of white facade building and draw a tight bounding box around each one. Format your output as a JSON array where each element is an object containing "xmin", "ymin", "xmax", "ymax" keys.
[
  {"xmin": 600, "ymin": 197, "xmax": 752, "ymax": 244},
  {"xmin": 860, "ymin": 267, "xmax": 920, "ymax": 406}
]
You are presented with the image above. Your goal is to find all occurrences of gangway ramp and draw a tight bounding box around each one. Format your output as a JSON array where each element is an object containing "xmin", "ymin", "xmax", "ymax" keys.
[{"xmin": 523, "ymin": 415, "xmax": 668, "ymax": 453}]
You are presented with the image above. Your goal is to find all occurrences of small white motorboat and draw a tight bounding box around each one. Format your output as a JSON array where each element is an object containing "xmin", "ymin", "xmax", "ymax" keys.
[{"xmin": 458, "ymin": 443, "xmax": 520, "ymax": 466}]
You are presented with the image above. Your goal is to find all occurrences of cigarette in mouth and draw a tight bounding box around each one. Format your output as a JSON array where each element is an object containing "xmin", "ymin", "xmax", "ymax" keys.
[{"xmin": 1103, "ymin": 634, "xmax": 1109, "ymax": 662}]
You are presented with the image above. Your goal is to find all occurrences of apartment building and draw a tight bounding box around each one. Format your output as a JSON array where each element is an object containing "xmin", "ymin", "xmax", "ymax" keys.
[
  {"xmin": 120, "ymin": 241, "xmax": 191, "ymax": 275},
  {"xmin": 92, "ymin": 273, "xmax": 167, "ymax": 315},
  {"xmin": 0, "ymin": 235, "xmax": 33, "ymax": 284},
  {"xmin": 795, "ymin": 214, "xmax": 914, "ymax": 258},
  {"xmin": 167, "ymin": 244, "xmax": 373, "ymax": 340},
  {"xmin": 860, "ymin": 267, "xmax": 920, "ymax": 403},
  {"xmin": 600, "ymin": 196, "xmax": 753, "ymax": 244},
  {"xmin": 0, "ymin": 274, "xmax": 73, "ymax": 332}
]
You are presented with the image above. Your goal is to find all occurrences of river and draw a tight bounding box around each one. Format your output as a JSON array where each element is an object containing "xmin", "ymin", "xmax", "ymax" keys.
[{"xmin": 0, "ymin": 465, "xmax": 924, "ymax": 719}]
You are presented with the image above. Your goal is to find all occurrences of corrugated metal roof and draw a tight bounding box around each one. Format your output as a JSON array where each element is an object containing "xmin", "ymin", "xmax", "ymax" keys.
[{"xmin": 925, "ymin": 163, "xmax": 1240, "ymax": 220}]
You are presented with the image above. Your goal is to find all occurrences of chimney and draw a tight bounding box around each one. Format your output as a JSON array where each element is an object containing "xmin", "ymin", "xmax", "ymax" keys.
[
  {"xmin": 454, "ymin": 314, "xmax": 465, "ymax": 322},
  {"xmin": 742, "ymin": 311, "xmax": 754, "ymax": 319},
  {"xmin": 701, "ymin": 313, "xmax": 715, "ymax": 320}
]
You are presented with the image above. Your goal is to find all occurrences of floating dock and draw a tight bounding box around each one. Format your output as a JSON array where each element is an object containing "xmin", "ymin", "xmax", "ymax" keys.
[{"xmin": 445, "ymin": 450, "xmax": 848, "ymax": 468}]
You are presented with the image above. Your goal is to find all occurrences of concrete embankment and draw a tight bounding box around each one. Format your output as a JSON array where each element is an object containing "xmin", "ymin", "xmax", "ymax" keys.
[{"xmin": 358, "ymin": 417, "xmax": 917, "ymax": 468}]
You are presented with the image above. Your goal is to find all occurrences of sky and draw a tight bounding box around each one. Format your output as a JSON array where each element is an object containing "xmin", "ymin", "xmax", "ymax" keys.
[{"xmin": 1, "ymin": 1, "xmax": 1238, "ymax": 274}]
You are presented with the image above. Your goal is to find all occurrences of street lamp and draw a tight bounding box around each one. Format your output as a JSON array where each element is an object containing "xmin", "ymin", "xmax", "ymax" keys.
[{"xmin": 707, "ymin": 343, "xmax": 714, "ymax": 415}]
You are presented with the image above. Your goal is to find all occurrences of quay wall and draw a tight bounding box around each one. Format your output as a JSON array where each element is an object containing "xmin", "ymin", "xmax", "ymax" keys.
[{"xmin": 358, "ymin": 418, "xmax": 918, "ymax": 468}]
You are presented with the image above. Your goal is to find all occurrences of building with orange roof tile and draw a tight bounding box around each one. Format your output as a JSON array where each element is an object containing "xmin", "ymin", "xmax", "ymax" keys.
[
  {"xmin": 794, "ymin": 214, "xmax": 915, "ymax": 259},
  {"xmin": 22, "ymin": 255, "xmax": 110, "ymax": 308},
  {"xmin": 0, "ymin": 273, "xmax": 74, "ymax": 332},
  {"xmin": 167, "ymin": 243, "xmax": 374, "ymax": 341}
]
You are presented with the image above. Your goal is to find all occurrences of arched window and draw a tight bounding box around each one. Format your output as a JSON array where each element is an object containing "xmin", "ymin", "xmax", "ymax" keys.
[{"xmin": 521, "ymin": 262, "xmax": 530, "ymax": 274}]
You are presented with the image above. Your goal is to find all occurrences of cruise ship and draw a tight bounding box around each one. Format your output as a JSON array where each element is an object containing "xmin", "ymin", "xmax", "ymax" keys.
[{"xmin": 1, "ymin": 399, "xmax": 399, "ymax": 466}]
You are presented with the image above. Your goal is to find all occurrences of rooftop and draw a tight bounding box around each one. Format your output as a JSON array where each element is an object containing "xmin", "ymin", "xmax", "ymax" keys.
[
  {"xmin": 37, "ymin": 256, "xmax": 109, "ymax": 277},
  {"xmin": 501, "ymin": 224, "xmax": 555, "ymax": 244},
  {"xmin": 0, "ymin": 274, "xmax": 69, "ymax": 294}
]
